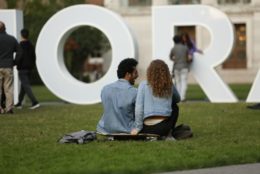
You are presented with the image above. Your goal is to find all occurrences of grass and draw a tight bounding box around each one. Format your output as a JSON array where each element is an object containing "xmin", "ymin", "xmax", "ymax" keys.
[
  {"xmin": 186, "ymin": 83, "xmax": 251, "ymax": 101},
  {"xmin": 31, "ymin": 83, "xmax": 251, "ymax": 103},
  {"xmin": 29, "ymin": 85, "xmax": 61, "ymax": 102},
  {"xmin": 0, "ymin": 84, "xmax": 259, "ymax": 174}
]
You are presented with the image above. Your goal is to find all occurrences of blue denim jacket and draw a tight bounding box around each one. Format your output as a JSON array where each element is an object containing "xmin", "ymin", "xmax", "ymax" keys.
[
  {"xmin": 134, "ymin": 81, "xmax": 180, "ymax": 132},
  {"xmin": 96, "ymin": 79, "xmax": 137, "ymax": 134}
]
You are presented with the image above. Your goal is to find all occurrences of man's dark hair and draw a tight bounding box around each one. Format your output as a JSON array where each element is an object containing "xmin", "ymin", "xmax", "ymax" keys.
[
  {"xmin": 21, "ymin": 28, "xmax": 29, "ymax": 39},
  {"xmin": 117, "ymin": 58, "xmax": 138, "ymax": 78},
  {"xmin": 0, "ymin": 21, "xmax": 6, "ymax": 33},
  {"xmin": 173, "ymin": 35, "xmax": 181, "ymax": 44}
]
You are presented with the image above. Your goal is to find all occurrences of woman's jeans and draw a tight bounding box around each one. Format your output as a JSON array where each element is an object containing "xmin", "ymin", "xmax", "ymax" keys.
[{"xmin": 140, "ymin": 104, "xmax": 179, "ymax": 137}]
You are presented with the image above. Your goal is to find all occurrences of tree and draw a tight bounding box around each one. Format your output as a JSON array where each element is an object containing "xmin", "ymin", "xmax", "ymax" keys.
[{"xmin": 6, "ymin": 0, "xmax": 110, "ymax": 84}]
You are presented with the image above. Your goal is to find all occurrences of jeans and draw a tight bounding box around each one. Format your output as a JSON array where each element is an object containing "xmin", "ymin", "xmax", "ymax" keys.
[
  {"xmin": 174, "ymin": 68, "xmax": 189, "ymax": 101},
  {"xmin": 18, "ymin": 70, "xmax": 38, "ymax": 105},
  {"xmin": 140, "ymin": 104, "xmax": 179, "ymax": 137}
]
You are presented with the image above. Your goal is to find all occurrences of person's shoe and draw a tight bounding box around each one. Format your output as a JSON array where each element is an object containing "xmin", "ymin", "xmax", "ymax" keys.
[
  {"xmin": 14, "ymin": 103, "xmax": 22, "ymax": 109},
  {"xmin": 30, "ymin": 103, "xmax": 40, "ymax": 109},
  {"xmin": 165, "ymin": 136, "xmax": 176, "ymax": 141},
  {"xmin": 247, "ymin": 103, "xmax": 260, "ymax": 110}
]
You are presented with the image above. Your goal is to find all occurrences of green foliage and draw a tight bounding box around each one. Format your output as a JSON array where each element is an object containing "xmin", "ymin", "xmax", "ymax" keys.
[
  {"xmin": 6, "ymin": 0, "xmax": 17, "ymax": 8},
  {"xmin": 22, "ymin": 0, "xmax": 85, "ymax": 44},
  {"xmin": 64, "ymin": 26, "xmax": 110, "ymax": 82},
  {"xmin": 70, "ymin": 27, "xmax": 109, "ymax": 58},
  {"xmin": 6, "ymin": 0, "xmax": 110, "ymax": 84}
]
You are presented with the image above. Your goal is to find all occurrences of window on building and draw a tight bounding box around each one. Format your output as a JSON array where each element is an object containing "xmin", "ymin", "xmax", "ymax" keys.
[
  {"xmin": 222, "ymin": 24, "xmax": 247, "ymax": 69},
  {"xmin": 87, "ymin": 0, "xmax": 104, "ymax": 6},
  {"xmin": 175, "ymin": 26, "xmax": 196, "ymax": 40},
  {"xmin": 128, "ymin": 0, "xmax": 151, "ymax": 6},
  {"xmin": 218, "ymin": 0, "xmax": 251, "ymax": 4},
  {"xmin": 169, "ymin": 0, "xmax": 200, "ymax": 4}
]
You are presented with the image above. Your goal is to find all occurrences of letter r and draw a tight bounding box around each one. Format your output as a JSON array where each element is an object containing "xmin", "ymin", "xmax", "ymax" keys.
[{"xmin": 152, "ymin": 5, "xmax": 238, "ymax": 102}]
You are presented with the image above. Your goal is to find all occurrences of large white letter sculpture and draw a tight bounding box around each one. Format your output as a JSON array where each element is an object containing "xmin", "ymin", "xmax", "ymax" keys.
[
  {"xmin": 0, "ymin": 10, "xmax": 23, "ymax": 104},
  {"xmin": 153, "ymin": 5, "xmax": 238, "ymax": 102},
  {"xmin": 247, "ymin": 71, "xmax": 260, "ymax": 102},
  {"xmin": 36, "ymin": 5, "xmax": 136, "ymax": 104}
]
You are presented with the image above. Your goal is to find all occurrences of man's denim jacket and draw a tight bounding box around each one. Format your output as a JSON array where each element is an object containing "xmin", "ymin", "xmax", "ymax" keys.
[{"xmin": 97, "ymin": 79, "xmax": 137, "ymax": 134}]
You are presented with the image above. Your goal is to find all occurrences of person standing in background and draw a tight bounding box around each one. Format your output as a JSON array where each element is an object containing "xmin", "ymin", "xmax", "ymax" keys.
[
  {"xmin": 14, "ymin": 29, "xmax": 40, "ymax": 109},
  {"xmin": 181, "ymin": 32, "xmax": 203, "ymax": 58},
  {"xmin": 0, "ymin": 21, "xmax": 22, "ymax": 114},
  {"xmin": 169, "ymin": 35, "xmax": 190, "ymax": 101}
]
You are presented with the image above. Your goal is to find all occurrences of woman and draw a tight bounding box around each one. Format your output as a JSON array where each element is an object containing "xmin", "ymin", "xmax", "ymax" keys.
[
  {"xmin": 131, "ymin": 59, "xmax": 180, "ymax": 137},
  {"xmin": 181, "ymin": 32, "xmax": 203, "ymax": 59}
]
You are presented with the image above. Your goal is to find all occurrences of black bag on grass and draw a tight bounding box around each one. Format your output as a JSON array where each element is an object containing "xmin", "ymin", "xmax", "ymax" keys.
[
  {"xmin": 58, "ymin": 130, "xmax": 96, "ymax": 144},
  {"xmin": 172, "ymin": 124, "xmax": 193, "ymax": 140}
]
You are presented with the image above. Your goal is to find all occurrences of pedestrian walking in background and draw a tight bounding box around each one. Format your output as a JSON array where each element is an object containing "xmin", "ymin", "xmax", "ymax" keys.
[
  {"xmin": 14, "ymin": 29, "xmax": 40, "ymax": 109},
  {"xmin": 169, "ymin": 34, "xmax": 190, "ymax": 101}
]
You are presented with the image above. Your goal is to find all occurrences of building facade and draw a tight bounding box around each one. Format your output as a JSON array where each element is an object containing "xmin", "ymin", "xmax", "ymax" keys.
[
  {"xmin": 1, "ymin": 0, "xmax": 260, "ymax": 84},
  {"xmin": 103, "ymin": 0, "xmax": 260, "ymax": 84}
]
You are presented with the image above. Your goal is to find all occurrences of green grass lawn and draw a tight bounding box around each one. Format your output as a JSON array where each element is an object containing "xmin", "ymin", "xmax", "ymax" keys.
[
  {"xmin": 31, "ymin": 83, "xmax": 252, "ymax": 103},
  {"xmin": 186, "ymin": 83, "xmax": 251, "ymax": 101},
  {"xmin": 0, "ymin": 84, "xmax": 259, "ymax": 174}
]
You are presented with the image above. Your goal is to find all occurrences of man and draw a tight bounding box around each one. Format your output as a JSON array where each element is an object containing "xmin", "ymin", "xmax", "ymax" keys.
[
  {"xmin": 14, "ymin": 29, "xmax": 40, "ymax": 109},
  {"xmin": 0, "ymin": 21, "xmax": 22, "ymax": 114},
  {"xmin": 97, "ymin": 58, "xmax": 138, "ymax": 134}
]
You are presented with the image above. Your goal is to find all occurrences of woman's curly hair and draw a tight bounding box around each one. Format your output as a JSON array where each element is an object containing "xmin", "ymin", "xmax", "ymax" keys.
[{"xmin": 147, "ymin": 59, "xmax": 173, "ymax": 98}]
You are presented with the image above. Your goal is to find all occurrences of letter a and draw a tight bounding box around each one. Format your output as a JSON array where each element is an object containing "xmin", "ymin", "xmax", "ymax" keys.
[{"xmin": 247, "ymin": 70, "xmax": 260, "ymax": 102}]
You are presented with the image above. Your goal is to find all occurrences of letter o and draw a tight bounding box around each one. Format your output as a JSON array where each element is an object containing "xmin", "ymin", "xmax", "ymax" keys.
[{"xmin": 36, "ymin": 5, "xmax": 136, "ymax": 104}]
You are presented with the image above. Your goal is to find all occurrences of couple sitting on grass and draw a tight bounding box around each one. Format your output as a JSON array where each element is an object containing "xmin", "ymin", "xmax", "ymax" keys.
[{"xmin": 96, "ymin": 58, "xmax": 181, "ymax": 139}]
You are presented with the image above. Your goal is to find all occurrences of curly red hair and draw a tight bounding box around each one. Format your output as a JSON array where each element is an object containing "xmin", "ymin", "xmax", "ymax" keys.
[{"xmin": 147, "ymin": 59, "xmax": 173, "ymax": 98}]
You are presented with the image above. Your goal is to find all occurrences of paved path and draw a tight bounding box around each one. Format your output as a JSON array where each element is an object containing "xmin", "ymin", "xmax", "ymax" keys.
[{"xmin": 158, "ymin": 163, "xmax": 260, "ymax": 174}]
